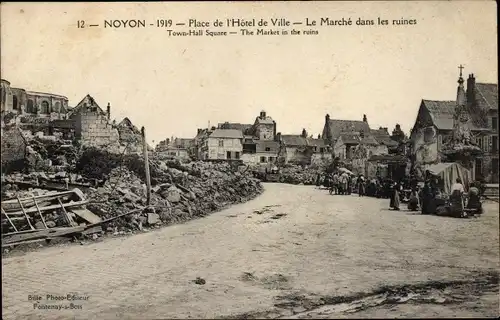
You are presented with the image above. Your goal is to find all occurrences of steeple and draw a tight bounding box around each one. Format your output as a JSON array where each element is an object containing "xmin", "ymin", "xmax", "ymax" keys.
[{"xmin": 456, "ymin": 64, "xmax": 466, "ymax": 106}]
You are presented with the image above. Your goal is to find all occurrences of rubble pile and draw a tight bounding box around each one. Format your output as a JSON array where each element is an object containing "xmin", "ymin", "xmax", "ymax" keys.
[
  {"xmin": 1, "ymin": 146, "xmax": 263, "ymax": 248},
  {"xmin": 279, "ymin": 166, "xmax": 319, "ymax": 185},
  {"xmin": 84, "ymin": 159, "xmax": 263, "ymax": 232}
]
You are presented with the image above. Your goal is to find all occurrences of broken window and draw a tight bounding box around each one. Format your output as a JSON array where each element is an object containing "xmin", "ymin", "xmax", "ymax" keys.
[
  {"xmin": 265, "ymin": 147, "xmax": 271, "ymax": 151},
  {"xmin": 41, "ymin": 101, "xmax": 50, "ymax": 114},
  {"xmin": 218, "ymin": 140, "xmax": 224, "ymax": 147},
  {"xmin": 260, "ymin": 156, "xmax": 266, "ymax": 163},
  {"xmin": 53, "ymin": 101, "xmax": 61, "ymax": 113},
  {"xmin": 235, "ymin": 152, "xmax": 240, "ymax": 159},
  {"xmin": 27, "ymin": 99, "xmax": 35, "ymax": 113},
  {"xmin": 320, "ymin": 147, "xmax": 324, "ymax": 153},
  {"xmin": 12, "ymin": 95, "xmax": 18, "ymax": 110},
  {"xmin": 492, "ymin": 117, "xmax": 498, "ymax": 132}
]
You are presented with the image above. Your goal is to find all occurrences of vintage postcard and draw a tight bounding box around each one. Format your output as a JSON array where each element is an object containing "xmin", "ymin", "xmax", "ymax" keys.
[{"xmin": 1, "ymin": 1, "xmax": 498, "ymax": 319}]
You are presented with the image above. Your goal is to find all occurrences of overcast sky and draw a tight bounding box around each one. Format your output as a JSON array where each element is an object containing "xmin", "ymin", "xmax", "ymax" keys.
[{"xmin": 1, "ymin": 1, "xmax": 497, "ymax": 145}]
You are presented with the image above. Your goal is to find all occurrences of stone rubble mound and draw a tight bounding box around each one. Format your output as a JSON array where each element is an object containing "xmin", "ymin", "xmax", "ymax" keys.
[
  {"xmin": 84, "ymin": 159, "xmax": 263, "ymax": 233},
  {"xmin": 278, "ymin": 166, "xmax": 318, "ymax": 185}
]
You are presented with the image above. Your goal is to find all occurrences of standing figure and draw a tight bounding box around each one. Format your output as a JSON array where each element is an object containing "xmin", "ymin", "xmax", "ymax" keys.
[
  {"xmin": 449, "ymin": 178, "xmax": 466, "ymax": 217},
  {"xmin": 421, "ymin": 180, "xmax": 436, "ymax": 215},
  {"xmin": 342, "ymin": 172, "xmax": 349, "ymax": 195},
  {"xmin": 358, "ymin": 175, "xmax": 366, "ymax": 196},
  {"xmin": 393, "ymin": 181, "xmax": 402, "ymax": 210},
  {"xmin": 332, "ymin": 172, "xmax": 339, "ymax": 195}
]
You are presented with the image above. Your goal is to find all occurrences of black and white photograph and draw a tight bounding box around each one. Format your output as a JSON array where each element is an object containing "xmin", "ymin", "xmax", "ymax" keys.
[{"xmin": 1, "ymin": 1, "xmax": 498, "ymax": 319}]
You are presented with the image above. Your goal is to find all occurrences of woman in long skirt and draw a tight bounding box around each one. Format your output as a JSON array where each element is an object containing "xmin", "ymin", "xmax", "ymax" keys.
[
  {"xmin": 389, "ymin": 181, "xmax": 395, "ymax": 208},
  {"xmin": 393, "ymin": 182, "xmax": 401, "ymax": 210},
  {"xmin": 421, "ymin": 180, "xmax": 435, "ymax": 215}
]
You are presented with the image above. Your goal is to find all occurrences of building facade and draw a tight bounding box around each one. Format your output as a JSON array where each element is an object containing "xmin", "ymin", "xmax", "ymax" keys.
[
  {"xmin": 410, "ymin": 72, "xmax": 497, "ymax": 182},
  {"xmin": 1, "ymin": 79, "xmax": 69, "ymax": 120},
  {"xmin": 203, "ymin": 129, "xmax": 243, "ymax": 161}
]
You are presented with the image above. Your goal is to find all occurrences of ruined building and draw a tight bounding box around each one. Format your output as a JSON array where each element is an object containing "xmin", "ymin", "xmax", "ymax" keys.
[{"xmin": 410, "ymin": 68, "xmax": 497, "ymax": 182}]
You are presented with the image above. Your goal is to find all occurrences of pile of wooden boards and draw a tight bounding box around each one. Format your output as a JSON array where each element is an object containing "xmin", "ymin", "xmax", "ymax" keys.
[{"xmin": 1, "ymin": 188, "xmax": 139, "ymax": 247}]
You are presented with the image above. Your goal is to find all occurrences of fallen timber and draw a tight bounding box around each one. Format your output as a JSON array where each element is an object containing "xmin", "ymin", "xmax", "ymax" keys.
[
  {"xmin": 1, "ymin": 188, "xmax": 87, "ymax": 216},
  {"xmin": 1, "ymin": 187, "xmax": 144, "ymax": 247},
  {"xmin": 1, "ymin": 209, "xmax": 141, "ymax": 248}
]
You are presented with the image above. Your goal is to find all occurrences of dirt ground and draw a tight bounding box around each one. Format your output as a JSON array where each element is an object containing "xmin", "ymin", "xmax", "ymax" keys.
[{"xmin": 2, "ymin": 183, "xmax": 499, "ymax": 319}]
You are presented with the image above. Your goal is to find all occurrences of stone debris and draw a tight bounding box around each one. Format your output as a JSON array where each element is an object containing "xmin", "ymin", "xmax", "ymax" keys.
[{"xmin": 2, "ymin": 148, "xmax": 263, "ymax": 248}]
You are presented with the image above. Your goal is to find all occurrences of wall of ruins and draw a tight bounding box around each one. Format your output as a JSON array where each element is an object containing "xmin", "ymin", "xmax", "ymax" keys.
[
  {"xmin": 1, "ymin": 79, "xmax": 14, "ymax": 112},
  {"xmin": 73, "ymin": 110, "xmax": 120, "ymax": 152},
  {"xmin": 1, "ymin": 80, "xmax": 69, "ymax": 119},
  {"xmin": 255, "ymin": 123, "xmax": 275, "ymax": 140},
  {"xmin": 1, "ymin": 125, "xmax": 27, "ymax": 166},
  {"xmin": 311, "ymin": 152, "xmax": 332, "ymax": 165}
]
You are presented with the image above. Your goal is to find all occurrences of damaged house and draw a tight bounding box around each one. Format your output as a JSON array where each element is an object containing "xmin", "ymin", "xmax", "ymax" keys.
[
  {"xmin": 116, "ymin": 117, "xmax": 143, "ymax": 154},
  {"xmin": 277, "ymin": 129, "xmax": 332, "ymax": 166},
  {"xmin": 410, "ymin": 71, "xmax": 497, "ymax": 182}
]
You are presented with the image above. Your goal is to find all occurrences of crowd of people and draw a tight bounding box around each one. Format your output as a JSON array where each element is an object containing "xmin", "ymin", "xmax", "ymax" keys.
[{"xmin": 316, "ymin": 169, "xmax": 484, "ymax": 218}]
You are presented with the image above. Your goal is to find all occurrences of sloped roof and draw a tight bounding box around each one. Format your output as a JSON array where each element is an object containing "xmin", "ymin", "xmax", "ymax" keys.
[
  {"xmin": 371, "ymin": 128, "xmax": 399, "ymax": 147},
  {"xmin": 256, "ymin": 140, "xmax": 280, "ymax": 153},
  {"xmin": 255, "ymin": 116, "xmax": 275, "ymax": 125},
  {"xmin": 327, "ymin": 119, "xmax": 371, "ymax": 140},
  {"xmin": 209, "ymin": 129, "xmax": 243, "ymax": 139},
  {"xmin": 281, "ymin": 135, "xmax": 308, "ymax": 146},
  {"xmin": 306, "ymin": 138, "xmax": 328, "ymax": 147},
  {"xmin": 421, "ymin": 99, "xmax": 485, "ymax": 131},
  {"xmin": 68, "ymin": 94, "xmax": 106, "ymax": 116},
  {"xmin": 476, "ymin": 83, "xmax": 498, "ymax": 110},
  {"xmin": 338, "ymin": 132, "xmax": 379, "ymax": 146},
  {"xmin": 118, "ymin": 117, "xmax": 140, "ymax": 133},
  {"xmin": 218, "ymin": 122, "xmax": 253, "ymax": 134},
  {"xmin": 339, "ymin": 133, "xmax": 362, "ymax": 144}
]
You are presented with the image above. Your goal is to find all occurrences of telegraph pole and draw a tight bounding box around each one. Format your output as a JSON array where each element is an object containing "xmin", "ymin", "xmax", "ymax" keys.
[{"xmin": 141, "ymin": 126, "xmax": 152, "ymax": 205}]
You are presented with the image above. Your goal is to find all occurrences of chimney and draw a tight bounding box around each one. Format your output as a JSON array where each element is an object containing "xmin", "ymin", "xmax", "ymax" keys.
[
  {"xmin": 325, "ymin": 114, "xmax": 330, "ymax": 122},
  {"xmin": 273, "ymin": 120, "xmax": 277, "ymax": 139},
  {"xmin": 260, "ymin": 110, "xmax": 266, "ymax": 118},
  {"xmin": 466, "ymin": 73, "xmax": 476, "ymax": 106},
  {"xmin": 363, "ymin": 114, "xmax": 367, "ymax": 122},
  {"xmin": 317, "ymin": 134, "xmax": 321, "ymax": 139},
  {"xmin": 106, "ymin": 103, "xmax": 111, "ymax": 120},
  {"xmin": 301, "ymin": 128, "xmax": 308, "ymax": 138},
  {"xmin": 276, "ymin": 132, "xmax": 282, "ymax": 142}
]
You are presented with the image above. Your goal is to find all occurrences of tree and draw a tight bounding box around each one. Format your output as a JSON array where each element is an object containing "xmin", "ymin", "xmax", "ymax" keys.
[{"xmin": 391, "ymin": 124, "xmax": 406, "ymax": 143}]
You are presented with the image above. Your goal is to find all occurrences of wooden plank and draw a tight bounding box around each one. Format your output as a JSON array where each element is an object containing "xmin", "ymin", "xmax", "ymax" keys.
[
  {"xmin": 17, "ymin": 196, "xmax": 35, "ymax": 230},
  {"xmin": 2, "ymin": 226, "xmax": 84, "ymax": 245},
  {"xmin": 33, "ymin": 196, "xmax": 48, "ymax": 229},
  {"xmin": 2, "ymin": 199, "xmax": 88, "ymax": 217},
  {"xmin": 82, "ymin": 225, "xmax": 103, "ymax": 235},
  {"xmin": 2, "ymin": 190, "xmax": 77, "ymax": 204},
  {"xmin": 58, "ymin": 198, "xmax": 76, "ymax": 227},
  {"xmin": 84, "ymin": 209, "xmax": 142, "ymax": 229},
  {"xmin": 1, "ymin": 207, "xmax": 18, "ymax": 232},
  {"xmin": 70, "ymin": 208, "xmax": 102, "ymax": 224}
]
